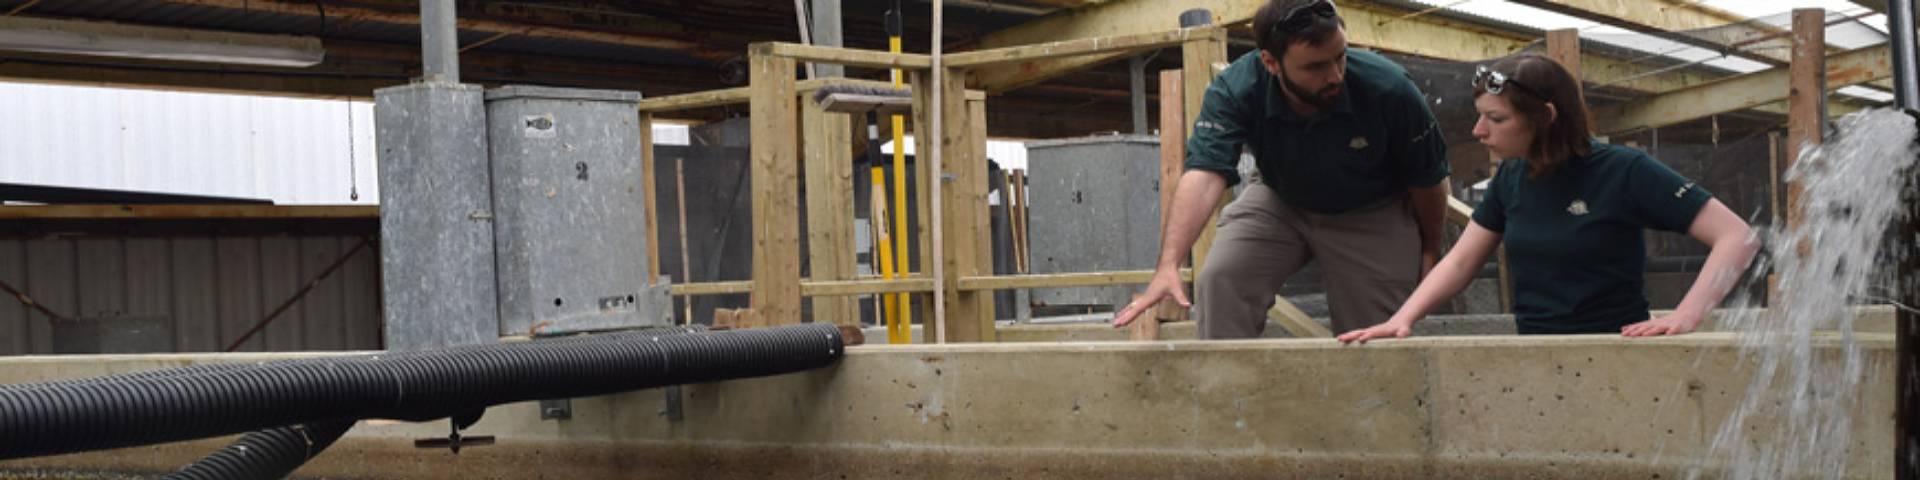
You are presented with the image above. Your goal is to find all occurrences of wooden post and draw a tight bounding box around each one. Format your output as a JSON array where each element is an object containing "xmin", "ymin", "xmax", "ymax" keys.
[
  {"xmin": 749, "ymin": 44, "xmax": 801, "ymax": 327},
  {"xmin": 1139, "ymin": 68, "xmax": 1189, "ymax": 341},
  {"xmin": 1183, "ymin": 28, "xmax": 1228, "ymax": 272},
  {"xmin": 936, "ymin": 71, "xmax": 993, "ymax": 342},
  {"xmin": 910, "ymin": 70, "xmax": 934, "ymax": 332},
  {"xmin": 802, "ymin": 98, "xmax": 859, "ymax": 326},
  {"xmin": 1545, "ymin": 29, "xmax": 1581, "ymax": 83},
  {"xmin": 676, "ymin": 158, "xmax": 693, "ymax": 324},
  {"xmin": 641, "ymin": 113, "xmax": 661, "ymax": 286},
  {"xmin": 1787, "ymin": 8, "xmax": 1826, "ymax": 232}
]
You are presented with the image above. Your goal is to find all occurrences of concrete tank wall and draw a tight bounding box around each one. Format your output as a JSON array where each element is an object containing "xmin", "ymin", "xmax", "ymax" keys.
[{"xmin": 0, "ymin": 333, "xmax": 1892, "ymax": 479}]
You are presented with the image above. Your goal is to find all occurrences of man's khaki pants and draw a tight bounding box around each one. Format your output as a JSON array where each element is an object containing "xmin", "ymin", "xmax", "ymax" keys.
[{"xmin": 1194, "ymin": 184, "xmax": 1421, "ymax": 338}]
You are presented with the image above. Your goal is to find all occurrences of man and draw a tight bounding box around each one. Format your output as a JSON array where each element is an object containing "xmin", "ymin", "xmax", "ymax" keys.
[{"xmin": 1112, "ymin": 0, "xmax": 1451, "ymax": 338}]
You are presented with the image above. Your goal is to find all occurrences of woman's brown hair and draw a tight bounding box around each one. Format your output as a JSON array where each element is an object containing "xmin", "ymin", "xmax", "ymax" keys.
[{"xmin": 1474, "ymin": 54, "xmax": 1593, "ymax": 178}]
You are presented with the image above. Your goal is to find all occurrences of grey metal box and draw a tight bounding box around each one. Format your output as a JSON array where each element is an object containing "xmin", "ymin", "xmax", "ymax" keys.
[
  {"xmin": 485, "ymin": 86, "xmax": 670, "ymax": 336},
  {"xmin": 1024, "ymin": 134, "xmax": 1162, "ymax": 310},
  {"xmin": 375, "ymin": 82, "xmax": 499, "ymax": 350}
]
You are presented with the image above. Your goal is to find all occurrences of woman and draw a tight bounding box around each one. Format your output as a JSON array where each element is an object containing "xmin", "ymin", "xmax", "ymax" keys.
[{"xmin": 1337, "ymin": 54, "xmax": 1758, "ymax": 343}]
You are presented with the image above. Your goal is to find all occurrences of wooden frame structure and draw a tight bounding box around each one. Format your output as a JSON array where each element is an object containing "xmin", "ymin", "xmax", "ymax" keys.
[
  {"xmin": 640, "ymin": 26, "xmax": 1234, "ymax": 342},
  {"xmin": 639, "ymin": 8, "xmax": 1848, "ymax": 342}
]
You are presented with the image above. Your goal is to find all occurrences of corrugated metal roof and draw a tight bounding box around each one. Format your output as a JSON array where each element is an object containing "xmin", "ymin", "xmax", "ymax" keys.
[{"xmin": 0, "ymin": 81, "xmax": 380, "ymax": 205}]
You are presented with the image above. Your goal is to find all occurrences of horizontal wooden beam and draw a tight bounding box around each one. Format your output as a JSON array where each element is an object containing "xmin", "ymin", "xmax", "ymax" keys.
[
  {"xmin": 1447, "ymin": 196, "xmax": 1474, "ymax": 227},
  {"xmin": 155, "ymin": 0, "xmax": 725, "ymax": 59},
  {"xmin": 1594, "ymin": 45, "xmax": 1890, "ymax": 134},
  {"xmin": 671, "ymin": 277, "xmax": 937, "ymax": 297},
  {"xmin": 0, "ymin": 205, "xmax": 378, "ymax": 219},
  {"xmin": 955, "ymin": 269, "xmax": 1193, "ymax": 291},
  {"xmin": 757, "ymin": 43, "xmax": 933, "ymax": 70},
  {"xmin": 637, "ymin": 77, "xmax": 900, "ymax": 112},
  {"xmin": 946, "ymin": 27, "xmax": 1220, "ymax": 68}
]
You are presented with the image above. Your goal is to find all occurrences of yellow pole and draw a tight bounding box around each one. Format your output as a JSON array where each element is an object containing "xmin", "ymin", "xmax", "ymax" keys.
[
  {"xmin": 870, "ymin": 166, "xmax": 902, "ymax": 343},
  {"xmin": 888, "ymin": 34, "xmax": 913, "ymax": 344}
]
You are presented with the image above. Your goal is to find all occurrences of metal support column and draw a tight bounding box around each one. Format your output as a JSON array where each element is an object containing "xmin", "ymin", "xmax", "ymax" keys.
[
  {"xmin": 420, "ymin": 0, "xmax": 460, "ymax": 83},
  {"xmin": 1888, "ymin": 1, "xmax": 1920, "ymax": 477},
  {"xmin": 1130, "ymin": 55, "xmax": 1148, "ymax": 135}
]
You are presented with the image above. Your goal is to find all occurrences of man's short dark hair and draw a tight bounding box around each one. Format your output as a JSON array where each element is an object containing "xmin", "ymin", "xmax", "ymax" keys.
[{"xmin": 1251, "ymin": 0, "xmax": 1346, "ymax": 59}]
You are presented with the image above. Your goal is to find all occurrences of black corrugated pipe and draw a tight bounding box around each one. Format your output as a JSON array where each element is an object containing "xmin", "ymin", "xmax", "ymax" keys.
[
  {"xmin": 142, "ymin": 326, "xmax": 712, "ymax": 479},
  {"xmin": 162, "ymin": 419, "xmax": 356, "ymax": 480},
  {"xmin": 0, "ymin": 323, "xmax": 839, "ymax": 460}
]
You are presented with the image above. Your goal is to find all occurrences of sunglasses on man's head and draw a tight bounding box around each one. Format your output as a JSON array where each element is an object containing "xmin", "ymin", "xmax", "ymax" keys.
[
  {"xmin": 1269, "ymin": 0, "xmax": 1338, "ymax": 38},
  {"xmin": 1473, "ymin": 65, "xmax": 1547, "ymax": 100}
]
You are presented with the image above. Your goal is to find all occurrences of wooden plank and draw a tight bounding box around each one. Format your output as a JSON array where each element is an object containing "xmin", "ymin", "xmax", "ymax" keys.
[
  {"xmin": 159, "ymin": 0, "xmax": 716, "ymax": 57},
  {"xmin": 1546, "ymin": 29, "xmax": 1581, "ymax": 83},
  {"xmin": 1446, "ymin": 196, "xmax": 1475, "ymax": 227},
  {"xmin": 257, "ymin": 236, "xmax": 304, "ymax": 351},
  {"xmin": 0, "ymin": 205, "xmax": 377, "ymax": 220},
  {"xmin": 23, "ymin": 239, "xmax": 73, "ymax": 353},
  {"xmin": 1787, "ymin": 9, "xmax": 1826, "ymax": 236},
  {"xmin": 937, "ymin": 69, "xmax": 992, "ymax": 343},
  {"xmin": 673, "ymin": 278, "xmax": 938, "ymax": 297},
  {"xmin": 215, "ymin": 237, "xmax": 263, "ymax": 352},
  {"xmin": 956, "ymin": 269, "xmax": 1194, "ymax": 291},
  {"xmin": 298, "ymin": 237, "xmax": 347, "ymax": 351},
  {"xmin": 1268, "ymin": 295, "xmax": 1331, "ymax": 338},
  {"xmin": 124, "ymin": 238, "xmax": 173, "ymax": 350},
  {"xmin": 946, "ymin": 28, "xmax": 1217, "ymax": 68},
  {"xmin": 1143, "ymin": 68, "xmax": 1191, "ymax": 340},
  {"xmin": 169, "ymin": 237, "xmax": 220, "ymax": 352},
  {"xmin": 641, "ymin": 113, "xmax": 662, "ymax": 286},
  {"xmin": 0, "ymin": 239, "xmax": 27, "ymax": 355},
  {"xmin": 818, "ymin": 93, "xmax": 913, "ymax": 115},
  {"xmin": 967, "ymin": 90, "xmax": 997, "ymax": 338},
  {"xmin": 749, "ymin": 47, "xmax": 802, "ymax": 329},
  {"xmin": 1593, "ymin": 45, "xmax": 1885, "ymax": 134},
  {"xmin": 911, "ymin": 69, "xmax": 935, "ymax": 329},
  {"xmin": 1183, "ymin": 29, "xmax": 1228, "ymax": 280},
  {"xmin": 637, "ymin": 78, "xmax": 901, "ymax": 113},
  {"xmin": 764, "ymin": 43, "xmax": 934, "ymax": 70},
  {"xmin": 802, "ymin": 97, "xmax": 859, "ymax": 326}
]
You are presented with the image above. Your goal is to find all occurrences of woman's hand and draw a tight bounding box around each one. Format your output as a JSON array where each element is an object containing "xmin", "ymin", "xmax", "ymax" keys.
[
  {"xmin": 1620, "ymin": 312, "xmax": 1703, "ymax": 337},
  {"xmin": 1337, "ymin": 320, "xmax": 1412, "ymax": 344}
]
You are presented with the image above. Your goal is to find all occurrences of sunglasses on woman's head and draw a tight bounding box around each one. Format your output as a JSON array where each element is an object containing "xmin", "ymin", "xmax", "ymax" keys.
[{"xmin": 1474, "ymin": 65, "xmax": 1547, "ymax": 100}]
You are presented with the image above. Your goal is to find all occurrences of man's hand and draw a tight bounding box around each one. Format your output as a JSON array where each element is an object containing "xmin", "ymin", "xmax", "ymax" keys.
[
  {"xmin": 1336, "ymin": 320, "xmax": 1412, "ymax": 344},
  {"xmin": 1113, "ymin": 268, "xmax": 1189, "ymax": 328}
]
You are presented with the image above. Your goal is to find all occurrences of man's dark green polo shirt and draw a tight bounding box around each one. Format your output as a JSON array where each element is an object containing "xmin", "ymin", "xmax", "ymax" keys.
[
  {"xmin": 1184, "ymin": 49, "xmax": 1450, "ymax": 214},
  {"xmin": 1471, "ymin": 142, "xmax": 1713, "ymax": 334}
]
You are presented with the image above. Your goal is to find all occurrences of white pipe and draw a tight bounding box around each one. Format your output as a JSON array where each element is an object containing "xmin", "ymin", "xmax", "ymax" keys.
[
  {"xmin": 792, "ymin": 0, "xmax": 817, "ymax": 79},
  {"xmin": 930, "ymin": 0, "xmax": 947, "ymax": 344}
]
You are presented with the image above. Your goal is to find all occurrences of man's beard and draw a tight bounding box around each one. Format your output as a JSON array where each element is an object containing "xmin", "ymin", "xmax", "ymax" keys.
[{"xmin": 1279, "ymin": 70, "xmax": 1341, "ymax": 110}]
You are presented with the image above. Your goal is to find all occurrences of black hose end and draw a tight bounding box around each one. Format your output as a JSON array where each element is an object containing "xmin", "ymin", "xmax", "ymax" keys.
[{"xmin": 886, "ymin": 9, "xmax": 903, "ymax": 37}]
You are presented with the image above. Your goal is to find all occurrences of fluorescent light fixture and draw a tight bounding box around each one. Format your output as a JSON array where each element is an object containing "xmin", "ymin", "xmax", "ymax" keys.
[{"xmin": 0, "ymin": 16, "xmax": 323, "ymax": 67}]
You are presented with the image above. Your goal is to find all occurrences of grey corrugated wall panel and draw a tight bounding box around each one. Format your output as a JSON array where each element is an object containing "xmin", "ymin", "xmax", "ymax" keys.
[
  {"xmin": 259, "ymin": 237, "xmax": 303, "ymax": 352},
  {"xmin": 25, "ymin": 240, "xmax": 72, "ymax": 352},
  {"xmin": 299, "ymin": 237, "xmax": 345, "ymax": 351},
  {"xmin": 215, "ymin": 237, "xmax": 264, "ymax": 352},
  {"xmin": 0, "ymin": 235, "xmax": 380, "ymax": 356},
  {"xmin": 0, "ymin": 240, "xmax": 25, "ymax": 355},
  {"xmin": 169, "ymin": 238, "xmax": 221, "ymax": 352}
]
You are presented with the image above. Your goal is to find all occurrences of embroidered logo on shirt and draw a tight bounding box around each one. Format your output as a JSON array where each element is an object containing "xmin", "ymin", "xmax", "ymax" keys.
[
  {"xmin": 1674, "ymin": 182, "xmax": 1695, "ymax": 198},
  {"xmin": 1567, "ymin": 199, "xmax": 1590, "ymax": 216},
  {"xmin": 1350, "ymin": 136, "xmax": 1369, "ymax": 150},
  {"xmin": 1196, "ymin": 120, "xmax": 1225, "ymax": 131}
]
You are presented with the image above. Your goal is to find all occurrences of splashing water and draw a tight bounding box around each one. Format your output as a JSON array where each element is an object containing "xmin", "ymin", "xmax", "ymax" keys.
[{"xmin": 1693, "ymin": 108, "xmax": 1920, "ymax": 479}]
